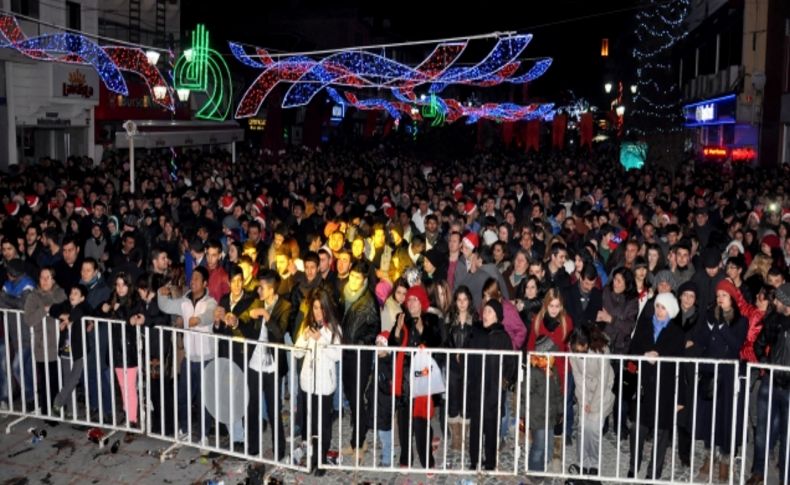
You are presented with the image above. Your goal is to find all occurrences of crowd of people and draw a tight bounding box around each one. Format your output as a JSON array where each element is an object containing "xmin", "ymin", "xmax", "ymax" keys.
[{"xmin": 0, "ymin": 141, "xmax": 789, "ymax": 483}]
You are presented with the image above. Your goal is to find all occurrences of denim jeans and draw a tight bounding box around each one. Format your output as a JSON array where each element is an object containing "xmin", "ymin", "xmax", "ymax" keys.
[
  {"xmin": 529, "ymin": 428, "xmax": 549, "ymax": 472},
  {"xmin": 753, "ymin": 378, "xmax": 790, "ymax": 478},
  {"xmin": 378, "ymin": 429, "xmax": 393, "ymax": 466},
  {"xmin": 178, "ymin": 359, "xmax": 212, "ymax": 438},
  {"xmin": 86, "ymin": 326, "xmax": 112, "ymax": 415},
  {"xmin": 12, "ymin": 346, "xmax": 34, "ymax": 403}
]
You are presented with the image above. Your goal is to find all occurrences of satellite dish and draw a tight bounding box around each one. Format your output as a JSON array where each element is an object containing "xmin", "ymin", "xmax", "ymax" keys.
[{"xmin": 203, "ymin": 358, "xmax": 248, "ymax": 425}]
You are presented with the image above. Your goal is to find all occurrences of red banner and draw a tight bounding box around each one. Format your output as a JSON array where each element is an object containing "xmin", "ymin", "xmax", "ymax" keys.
[
  {"xmin": 552, "ymin": 113, "xmax": 567, "ymax": 149},
  {"xmin": 580, "ymin": 112, "xmax": 594, "ymax": 150},
  {"xmin": 526, "ymin": 120, "xmax": 541, "ymax": 152},
  {"xmin": 502, "ymin": 122, "xmax": 514, "ymax": 147},
  {"xmin": 363, "ymin": 111, "xmax": 378, "ymax": 138}
]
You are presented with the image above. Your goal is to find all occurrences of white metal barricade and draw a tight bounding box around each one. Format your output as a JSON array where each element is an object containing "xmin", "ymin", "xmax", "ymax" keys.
[
  {"xmin": 144, "ymin": 325, "xmax": 312, "ymax": 473},
  {"xmin": 525, "ymin": 351, "xmax": 742, "ymax": 485},
  {"xmin": 740, "ymin": 362, "xmax": 790, "ymax": 485},
  {"xmin": 318, "ymin": 344, "xmax": 524, "ymax": 476},
  {"xmin": 1, "ymin": 311, "xmax": 145, "ymax": 444}
]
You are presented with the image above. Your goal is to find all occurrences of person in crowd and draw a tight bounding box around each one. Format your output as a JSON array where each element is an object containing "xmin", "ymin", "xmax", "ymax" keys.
[
  {"xmin": 525, "ymin": 336, "xmax": 563, "ymax": 474},
  {"xmin": 339, "ymin": 260, "xmax": 380, "ymax": 459},
  {"xmin": 50, "ymin": 284, "xmax": 91, "ymax": 418},
  {"xmin": 380, "ymin": 278, "xmax": 408, "ymax": 333},
  {"xmin": 568, "ymin": 325, "xmax": 615, "ymax": 480},
  {"xmin": 99, "ymin": 272, "xmax": 144, "ymax": 426},
  {"xmin": 444, "ymin": 285, "xmax": 478, "ymax": 451},
  {"xmin": 157, "ymin": 266, "xmax": 217, "ymax": 442},
  {"xmin": 389, "ymin": 284, "xmax": 443, "ymax": 469},
  {"xmin": 598, "ymin": 267, "xmax": 638, "ymax": 355},
  {"xmin": 689, "ymin": 280, "xmax": 748, "ymax": 482},
  {"xmin": 564, "ymin": 264, "xmax": 604, "ymax": 331},
  {"xmin": 367, "ymin": 330, "xmax": 396, "ymax": 467},
  {"xmin": 466, "ymin": 299, "xmax": 516, "ymax": 470},
  {"xmin": 626, "ymin": 292, "xmax": 685, "ymax": 480},
  {"xmin": 23, "ymin": 266, "xmax": 66, "ymax": 414},
  {"xmin": 1, "ymin": 259, "xmax": 36, "ymax": 406},
  {"xmin": 293, "ymin": 288, "xmax": 342, "ymax": 477},
  {"xmin": 527, "ymin": 287, "xmax": 574, "ymax": 454}
]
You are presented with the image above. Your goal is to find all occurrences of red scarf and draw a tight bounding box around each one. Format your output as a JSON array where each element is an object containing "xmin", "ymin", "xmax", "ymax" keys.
[{"xmin": 393, "ymin": 325, "xmax": 435, "ymax": 419}]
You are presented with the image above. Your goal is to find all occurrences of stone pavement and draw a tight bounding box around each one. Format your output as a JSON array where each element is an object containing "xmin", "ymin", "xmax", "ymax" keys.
[{"xmin": 1, "ymin": 410, "xmax": 782, "ymax": 485}]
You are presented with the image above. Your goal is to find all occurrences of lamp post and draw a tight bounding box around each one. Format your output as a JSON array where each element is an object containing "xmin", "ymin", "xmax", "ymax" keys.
[{"xmin": 123, "ymin": 120, "xmax": 138, "ymax": 193}]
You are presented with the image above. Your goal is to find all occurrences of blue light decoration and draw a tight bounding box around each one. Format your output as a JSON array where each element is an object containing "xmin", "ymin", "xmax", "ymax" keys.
[
  {"xmin": 230, "ymin": 35, "xmax": 552, "ymax": 117},
  {"xmin": 14, "ymin": 33, "xmax": 128, "ymax": 95}
]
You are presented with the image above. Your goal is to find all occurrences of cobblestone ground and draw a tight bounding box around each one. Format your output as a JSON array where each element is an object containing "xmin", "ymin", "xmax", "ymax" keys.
[{"xmin": 1, "ymin": 406, "xmax": 785, "ymax": 485}]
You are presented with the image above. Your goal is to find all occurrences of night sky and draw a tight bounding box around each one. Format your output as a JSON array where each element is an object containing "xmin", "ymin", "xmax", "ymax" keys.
[{"xmin": 183, "ymin": 1, "xmax": 638, "ymax": 106}]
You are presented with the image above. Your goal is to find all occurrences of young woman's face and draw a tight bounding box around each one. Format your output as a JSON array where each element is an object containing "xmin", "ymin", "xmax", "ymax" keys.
[
  {"xmin": 613, "ymin": 274, "xmax": 626, "ymax": 294},
  {"xmin": 115, "ymin": 278, "xmax": 129, "ymax": 298},
  {"xmin": 654, "ymin": 303, "xmax": 669, "ymax": 320},
  {"xmin": 525, "ymin": 280, "xmax": 538, "ymax": 299},
  {"xmin": 574, "ymin": 255, "xmax": 584, "ymax": 273},
  {"xmin": 482, "ymin": 305, "xmax": 497, "ymax": 326},
  {"xmin": 716, "ymin": 290, "xmax": 733, "ymax": 311},
  {"xmin": 547, "ymin": 298, "xmax": 562, "ymax": 318},
  {"xmin": 648, "ymin": 248, "xmax": 659, "ymax": 267},
  {"xmin": 456, "ymin": 292, "xmax": 470, "ymax": 313},
  {"xmin": 634, "ymin": 267, "xmax": 647, "ymax": 282},
  {"xmin": 312, "ymin": 299, "xmax": 324, "ymax": 323}
]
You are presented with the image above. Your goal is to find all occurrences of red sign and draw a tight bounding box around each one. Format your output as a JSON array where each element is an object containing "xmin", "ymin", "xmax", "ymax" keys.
[
  {"xmin": 731, "ymin": 147, "xmax": 757, "ymax": 161},
  {"xmin": 702, "ymin": 145, "xmax": 757, "ymax": 161}
]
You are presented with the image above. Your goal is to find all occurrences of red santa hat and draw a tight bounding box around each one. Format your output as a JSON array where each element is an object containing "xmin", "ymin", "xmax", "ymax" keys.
[
  {"xmin": 381, "ymin": 196, "xmax": 392, "ymax": 209},
  {"xmin": 55, "ymin": 188, "xmax": 68, "ymax": 200},
  {"xmin": 220, "ymin": 195, "xmax": 236, "ymax": 213},
  {"xmin": 384, "ymin": 206, "xmax": 396, "ymax": 219},
  {"xmin": 5, "ymin": 203, "xmax": 20, "ymax": 217},
  {"xmin": 463, "ymin": 200, "xmax": 477, "ymax": 216},
  {"xmin": 748, "ymin": 209, "xmax": 762, "ymax": 224},
  {"xmin": 256, "ymin": 194, "xmax": 269, "ymax": 209},
  {"xmin": 25, "ymin": 195, "xmax": 40, "ymax": 209},
  {"xmin": 453, "ymin": 177, "xmax": 463, "ymax": 192},
  {"xmin": 782, "ymin": 209, "xmax": 790, "ymax": 223},
  {"xmin": 74, "ymin": 198, "xmax": 90, "ymax": 216},
  {"xmin": 255, "ymin": 215, "xmax": 266, "ymax": 229},
  {"xmin": 462, "ymin": 232, "xmax": 479, "ymax": 250}
]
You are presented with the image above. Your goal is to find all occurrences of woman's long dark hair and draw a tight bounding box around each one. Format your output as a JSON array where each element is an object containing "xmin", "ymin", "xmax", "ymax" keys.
[
  {"xmin": 447, "ymin": 285, "xmax": 477, "ymax": 326},
  {"xmin": 109, "ymin": 272, "xmax": 138, "ymax": 313},
  {"xmin": 305, "ymin": 288, "xmax": 342, "ymax": 342},
  {"xmin": 609, "ymin": 267, "xmax": 638, "ymax": 300},
  {"xmin": 568, "ymin": 325, "xmax": 609, "ymax": 353}
]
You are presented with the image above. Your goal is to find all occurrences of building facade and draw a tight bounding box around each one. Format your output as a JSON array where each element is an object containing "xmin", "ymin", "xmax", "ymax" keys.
[{"xmin": 677, "ymin": 0, "xmax": 790, "ymax": 165}]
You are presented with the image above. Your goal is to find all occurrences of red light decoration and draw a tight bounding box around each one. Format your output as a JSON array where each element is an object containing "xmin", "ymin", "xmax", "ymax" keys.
[
  {"xmin": 105, "ymin": 47, "xmax": 174, "ymax": 111},
  {"xmin": 731, "ymin": 147, "xmax": 756, "ymax": 161}
]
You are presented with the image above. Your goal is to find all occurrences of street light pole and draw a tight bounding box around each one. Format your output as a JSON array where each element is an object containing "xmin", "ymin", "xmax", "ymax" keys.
[{"xmin": 123, "ymin": 120, "xmax": 138, "ymax": 194}]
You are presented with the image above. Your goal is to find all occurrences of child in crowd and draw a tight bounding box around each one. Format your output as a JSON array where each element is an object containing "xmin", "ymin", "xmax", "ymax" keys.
[
  {"xmin": 51, "ymin": 285, "xmax": 91, "ymax": 418},
  {"xmin": 526, "ymin": 336, "xmax": 563, "ymax": 473}
]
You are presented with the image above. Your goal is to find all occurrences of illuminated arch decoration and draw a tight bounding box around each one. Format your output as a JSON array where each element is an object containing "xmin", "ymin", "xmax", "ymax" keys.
[
  {"xmin": 230, "ymin": 35, "xmax": 553, "ymax": 118},
  {"xmin": 0, "ymin": 13, "xmax": 175, "ymax": 110},
  {"xmin": 174, "ymin": 24, "xmax": 233, "ymax": 121}
]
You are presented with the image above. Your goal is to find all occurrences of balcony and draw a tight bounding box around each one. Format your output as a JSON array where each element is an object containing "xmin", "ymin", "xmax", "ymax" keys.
[{"xmin": 683, "ymin": 65, "xmax": 743, "ymax": 101}]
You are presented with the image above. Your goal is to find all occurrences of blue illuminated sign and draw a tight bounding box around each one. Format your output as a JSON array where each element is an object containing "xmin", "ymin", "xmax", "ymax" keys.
[{"xmin": 683, "ymin": 94, "xmax": 736, "ymax": 127}]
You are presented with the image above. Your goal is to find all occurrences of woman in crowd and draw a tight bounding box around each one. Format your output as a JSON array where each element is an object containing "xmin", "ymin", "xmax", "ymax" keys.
[
  {"xmin": 293, "ymin": 288, "xmax": 342, "ymax": 477},
  {"xmin": 443, "ymin": 285, "xmax": 478, "ymax": 451}
]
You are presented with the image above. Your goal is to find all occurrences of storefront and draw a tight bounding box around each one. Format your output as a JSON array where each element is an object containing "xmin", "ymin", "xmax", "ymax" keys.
[
  {"xmin": 2, "ymin": 61, "xmax": 100, "ymax": 168},
  {"xmin": 683, "ymin": 93, "xmax": 759, "ymax": 163}
]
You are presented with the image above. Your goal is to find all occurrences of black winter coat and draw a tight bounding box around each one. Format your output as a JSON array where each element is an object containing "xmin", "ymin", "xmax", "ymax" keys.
[
  {"xmin": 341, "ymin": 289, "xmax": 380, "ymax": 346},
  {"xmin": 466, "ymin": 322, "xmax": 517, "ymax": 420}
]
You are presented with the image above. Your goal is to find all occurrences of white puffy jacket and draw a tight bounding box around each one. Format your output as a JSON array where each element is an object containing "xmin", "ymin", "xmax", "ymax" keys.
[
  {"xmin": 293, "ymin": 326, "xmax": 342, "ymax": 396},
  {"xmin": 157, "ymin": 291, "xmax": 217, "ymax": 362}
]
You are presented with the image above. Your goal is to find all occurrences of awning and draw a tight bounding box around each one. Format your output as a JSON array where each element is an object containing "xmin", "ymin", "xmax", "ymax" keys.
[{"xmin": 114, "ymin": 120, "xmax": 244, "ymax": 149}]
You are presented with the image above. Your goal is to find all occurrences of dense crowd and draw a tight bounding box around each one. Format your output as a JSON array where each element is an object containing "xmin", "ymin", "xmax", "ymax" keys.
[{"xmin": 0, "ymin": 143, "xmax": 789, "ymax": 482}]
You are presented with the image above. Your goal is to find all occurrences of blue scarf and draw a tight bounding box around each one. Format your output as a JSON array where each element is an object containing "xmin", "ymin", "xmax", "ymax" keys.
[{"xmin": 652, "ymin": 314, "xmax": 670, "ymax": 342}]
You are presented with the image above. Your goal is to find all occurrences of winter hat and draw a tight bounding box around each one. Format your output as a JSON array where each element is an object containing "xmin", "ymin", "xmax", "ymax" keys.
[
  {"xmin": 655, "ymin": 292, "xmax": 679, "ymax": 319},
  {"xmin": 25, "ymin": 195, "xmax": 40, "ymax": 209},
  {"xmin": 405, "ymin": 285, "xmax": 430, "ymax": 313},
  {"xmin": 482, "ymin": 229, "xmax": 498, "ymax": 247},
  {"xmin": 423, "ymin": 248, "xmax": 448, "ymax": 271},
  {"xmin": 775, "ymin": 283, "xmax": 790, "ymax": 307},
  {"xmin": 462, "ymin": 232, "xmax": 479, "ymax": 250},
  {"xmin": 6, "ymin": 259, "xmax": 26, "ymax": 278},
  {"xmin": 678, "ymin": 280, "xmax": 698, "ymax": 297},
  {"xmin": 484, "ymin": 299, "xmax": 504, "ymax": 323},
  {"xmin": 534, "ymin": 335, "xmax": 558, "ymax": 354},
  {"xmin": 374, "ymin": 280, "xmax": 392, "ymax": 305},
  {"xmin": 4, "ymin": 203, "xmax": 19, "ymax": 217},
  {"xmin": 222, "ymin": 215, "xmax": 240, "ymax": 231},
  {"xmin": 653, "ymin": 270, "xmax": 678, "ymax": 292},
  {"xmin": 701, "ymin": 247, "xmax": 721, "ymax": 269},
  {"xmin": 376, "ymin": 331, "xmax": 390, "ymax": 347},
  {"xmin": 761, "ymin": 234, "xmax": 781, "ymax": 251},
  {"xmin": 715, "ymin": 279, "xmax": 740, "ymax": 301},
  {"xmin": 220, "ymin": 195, "xmax": 236, "ymax": 213},
  {"xmin": 724, "ymin": 240, "xmax": 744, "ymax": 257},
  {"xmin": 463, "ymin": 200, "xmax": 477, "ymax": 216}
]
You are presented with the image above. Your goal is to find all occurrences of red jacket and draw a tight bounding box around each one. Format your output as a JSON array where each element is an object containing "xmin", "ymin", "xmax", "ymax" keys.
[
  {"xmin": 207, "ymin": 266, "xmax": 230, "ymax": 303},
  {"xmin": 733, "ymin": 287, "xmax": 764, "ymax": 363},
  {"xmin": 527, "ymin": 314, "xmax": 574, "ymax": 388}
]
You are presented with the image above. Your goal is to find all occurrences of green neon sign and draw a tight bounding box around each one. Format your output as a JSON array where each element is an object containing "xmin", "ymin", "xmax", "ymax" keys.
[
  {"xmin": 420, "ymin": 94, "xmax": 445, "ymax": 127},
  {"xmin": 174, "ymin": 24, "xmax": 233, "ymax": 121}
]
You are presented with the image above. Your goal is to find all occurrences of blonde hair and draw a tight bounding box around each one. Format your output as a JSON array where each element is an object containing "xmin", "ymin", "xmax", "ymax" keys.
[
  {"xmin": 534, "ymin": 287, "xmax": 569, "ymax": 338},
  {"xmin": 745, "ymin": 254, "xmax": 773, "ymax": 280}
]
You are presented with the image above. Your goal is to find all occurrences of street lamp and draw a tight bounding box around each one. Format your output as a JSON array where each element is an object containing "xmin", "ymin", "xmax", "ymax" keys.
[
  {"xmin": 145, "ymin": 50, "xmax": 161, "ymax": 65},
  {"xmin": 604, "ymin": 82, "xmax": 613, "ymax": 94},
  {"xmin": 630, "ymin": 84, "xmax": 637, "ymax": 94},
  {"xmin": 152, "ymin": 85, "xmax": 167, "ymax": 100},
  {"xmin": 176, "ymin": 88, "xmax": 191, "ymax": 102},
  {"xmin": 616, "ymin": 105, "xmax": 625, "ymax": 117}
]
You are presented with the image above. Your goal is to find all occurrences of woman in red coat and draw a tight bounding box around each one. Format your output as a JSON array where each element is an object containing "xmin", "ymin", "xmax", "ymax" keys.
[{"xmin": 527, "ymin": 287, "xmax": 575, "ymax": 454}]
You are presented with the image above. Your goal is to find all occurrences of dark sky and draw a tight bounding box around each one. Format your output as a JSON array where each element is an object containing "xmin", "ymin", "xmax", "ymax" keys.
[{"xmin": 183, "ymin": 1, "xmax": 639, "ymax": 104}]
